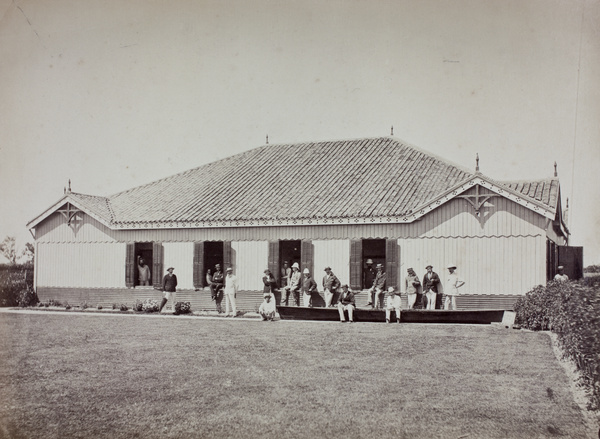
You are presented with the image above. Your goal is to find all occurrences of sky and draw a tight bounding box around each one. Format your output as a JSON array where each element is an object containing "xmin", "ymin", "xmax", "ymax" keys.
[{"xmin": 1, "ymin": 0, "xmax": 599, "ymax": 264}]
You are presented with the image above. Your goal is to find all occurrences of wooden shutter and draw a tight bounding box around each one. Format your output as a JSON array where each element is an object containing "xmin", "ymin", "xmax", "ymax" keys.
[
  {"xmin": 152, "ymin": 242, "xmax": 164, "ymax": 289},
  {"xmin": 349, "ymin": 239, "xmax": 362, "ymax": 290},
  {"xmin": 193, "ymin": 242, "xmax": 204, "ymax": 290},
  {"xmin": 301, "ymin": 240, "xmax": 314, "ymax": 278},
  {"xmin": 125, "ymin": 243, "xmax": 135, "ymax": 288},
  {"xmin": 268, "ymin": 241, "xmax": 280, "ymax": 284},
  {"xmin": 223, "ymin": 241, "xmax": 233, "ymax": 270},
  {"xmin": 385, "ymin": 239, "xmax": 399, "ymax": 290}
]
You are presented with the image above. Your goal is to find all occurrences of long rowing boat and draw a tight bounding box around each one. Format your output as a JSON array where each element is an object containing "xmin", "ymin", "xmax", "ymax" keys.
[{"xmin": 277, "ymin": 306, "xmax": 506, "ymax": 324}]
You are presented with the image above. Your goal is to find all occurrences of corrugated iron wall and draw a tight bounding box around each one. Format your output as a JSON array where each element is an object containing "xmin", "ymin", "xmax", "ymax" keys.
[
  {"xmin": 37, "ymin": 242, "xmax": 125, "ymax": 287},
  {"xmin": 162, "ymin": 242, "xmax": 194, "ymax": 290},
  {"xmin": 399, "ymin": 235, "xmax": 545, "ymax": 295},
  {"xmin": 231, "ymin": 241, "xmax": 269, "ymax": 291},
  {"xmin": 313, "ymin": 240, "xmax": 350, "ymax": 290}
]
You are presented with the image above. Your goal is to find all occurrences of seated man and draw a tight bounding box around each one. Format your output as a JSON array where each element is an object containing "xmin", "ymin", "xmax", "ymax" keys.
[
  {"xmin": 367, "ymin": 264, "xmax": 386, "ymax": 309},
  {"xmin": 337, "ymin": 284, "xmax": 356, "ymax": 323},
  {"xmin": 259, "ymin": 292, "xmax": 276, "ymax": 321},
  {"xmin": 385, "ymin": 287, "xmax": 401, "ymax": 324},
  {"xmin": 283, "ymin": 263, "xmax": 302, "ymax": 306}
]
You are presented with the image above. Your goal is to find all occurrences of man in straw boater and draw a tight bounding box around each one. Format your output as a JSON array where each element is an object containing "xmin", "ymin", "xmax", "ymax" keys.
[
  {"xmin": 323, "ymin": 266, "xmax": 341, "ymax": 308},
  {"xmin": 444, "ymin": 264, "xmax": 465, "ymax": 310},
  {"xmin": 301, "ymin": 268, "xmax": 318, "ymax": 307},
  {"xmin": 224, "ymin": 267, "xmax": 239, "ymax": 317},
  {"xmin": 385, "ymin": 287, "xmax": 402, "ymax": 324},
  {"xmin": 159, "ymin": 267, "xmax": 177, "ymax": 313},
  {"xmin": 337, "ymin": 284, "xmax": 356, "ymax": 323},
  {"xmin": 422, "ymin": 264, "xmax": 441, "ymax": 310},
  {"xmin": 366, "ymin": 263, "xmax": 386, "ymax": 309}
]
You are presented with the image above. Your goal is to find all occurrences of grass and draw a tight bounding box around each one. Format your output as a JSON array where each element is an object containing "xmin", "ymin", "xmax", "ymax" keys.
[{"xmin": 0, "ymin": 312, "xmax": 591, "ymax": 439}]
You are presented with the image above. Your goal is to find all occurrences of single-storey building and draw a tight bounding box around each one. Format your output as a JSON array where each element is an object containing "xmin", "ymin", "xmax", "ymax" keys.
[{"xmin": 27, "ymin": 136, "xmax": 577, "ymax": 310}]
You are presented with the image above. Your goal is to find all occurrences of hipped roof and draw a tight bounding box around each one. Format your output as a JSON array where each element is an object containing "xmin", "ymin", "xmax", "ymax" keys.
[{"xmin": 27, "ymin": 137, "xmax": 562, "ymax": 229}]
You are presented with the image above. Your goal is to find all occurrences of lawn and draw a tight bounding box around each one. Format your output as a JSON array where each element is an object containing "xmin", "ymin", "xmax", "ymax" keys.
[{"xmin": 0, "ymin": 312, "xmax": 591, "ymax": 439}]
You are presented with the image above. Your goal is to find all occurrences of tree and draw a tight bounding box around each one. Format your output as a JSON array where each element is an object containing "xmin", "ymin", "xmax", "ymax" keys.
[
  {"xmin": 0, "ymin": 236, "xmax": 17, "ymax": 264},
  {"xmin": 21, "ymin": 242, "xmax": 35, "ymax": 265}
]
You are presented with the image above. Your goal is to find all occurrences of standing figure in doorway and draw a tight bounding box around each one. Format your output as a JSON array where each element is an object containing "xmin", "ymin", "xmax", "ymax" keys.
[
  {"xmin": 363, "ymin": 259, "xmax": 376, "ymax": 290},
  {"xmin": 283, "ymin": 263, "xmax": 302, "ymax": 306},
  {"xmin": 280, "ymin": 261, "xmax": 291, "ymax": 289},
  {"xmin": 137, "ymin": 256, "xmax": 151, "ymax": 286},
  {"xmin": 211, "ymin": 264, "xmax": 225, "ymax": 313},
  {"xmin": 367, "ymin": 264, "xmax": 386, "ymax": 309},
  {"xmin": 323, "ymin": 267, "xmax": 341, "ymax": 308},
  {"xmin": 159, "ymin": 267, "xmax": 177, "ymax": 313},
  {"xmin": 444, "ymin": 264, "xmax": 465, "ymax": 310},
  {"xmin": 224, "ymin": 267, "xmax": 238, "ymax": 317},
  {"xmin": 422, "ymin": 265, "xmax": 441, "ymax": 310}
]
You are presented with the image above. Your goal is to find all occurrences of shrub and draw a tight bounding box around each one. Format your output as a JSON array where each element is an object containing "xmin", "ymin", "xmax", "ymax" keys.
[
  {"xmin": 64, "ymin": 302, "xmax": 71, "ymax": 310},
  {"xmin": 17, "ymin": 287, "xmax": 39, "ymax": 308},
  {"xmin": 132, "ymin": 299, "xmax": 160, "ymax": 313},
  {"xmin": 515, "ymin": 280, "xmax": 600, "ymax": 410},
  {"xmin": 80, "ymin": 301, "xmax": 89, "ymax": 310},
  {"xmin": 174, "ymin": 301, "xmax": 191, "ymax": 315},
  {"xmin": 119, "ymin": 304, "xmax": 129, "ymax": 312},
  {"xmin": 0, "ymin": 264, "xmax": 34, "ymax": 306},
  {"xmin": 132, "ymin": 300, "xmax": 143, "ymax": 312},
  {"xmin": 112, "ymin": 303, "xmax": 118, "ymax": 310},
  {"xmin": 97, "ymin": 304, "xmax": 103, "ymax": 310}
]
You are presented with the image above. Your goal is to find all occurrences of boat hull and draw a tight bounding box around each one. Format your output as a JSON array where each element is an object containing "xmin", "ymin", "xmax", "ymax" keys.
[{"xmin": 277, "ymin": 306, "xmax": 506, "ymax": 324}]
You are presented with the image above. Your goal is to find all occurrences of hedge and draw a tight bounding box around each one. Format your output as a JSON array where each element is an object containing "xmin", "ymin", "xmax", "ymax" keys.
[
  {"xmin": 514, "ymin": 279, "xmax": 600, "ymax": 410},
  {"xmin": 0, "ymin": 264, "xmax": 36, "ymax": 307}
]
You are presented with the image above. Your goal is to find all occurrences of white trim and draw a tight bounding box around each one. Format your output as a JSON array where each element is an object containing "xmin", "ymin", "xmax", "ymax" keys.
[{"xmin": 27, "ymin": 195, "xmax": 113, "ymax": 231}]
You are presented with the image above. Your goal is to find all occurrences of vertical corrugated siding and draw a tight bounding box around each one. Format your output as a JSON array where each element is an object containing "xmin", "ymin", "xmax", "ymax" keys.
[
  {"xmin": 37, "ymin": 242, "xmax": 125, "ymax": 288},
  {"xmin": 162, "ymin": 242, "xmax": 194, "ymax": 290},
  {"xmin": 399, "ymin": 236, "xmax": 545, "ymax": 295},
  {"xmin": 313, "ymin": 240, "xmax": 350, "ymax": 290},
  {"xmin": 231, "ymin": 241, "xmax": 268, "ymax": 291}
]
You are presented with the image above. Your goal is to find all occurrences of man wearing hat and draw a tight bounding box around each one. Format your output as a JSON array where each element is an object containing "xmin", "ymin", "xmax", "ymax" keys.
[
  {"xmin": 323, "ymin": 267, "xmax": 341, "ymax": 308},
  {"xmin": 444, "ymin": 264, "xmax": 465, "ymax": 310},
  {"xmin": 337, "ymin": 284, "xmax": 356, "ymax": 322},
  {"xmin": 258, "ymin": 291, "xmax": 276, "ymax": 321},
  {"xmin": 422, "ymin": 264, "xmax": 441, "ymax": 310},
  {"xmin": 385, "ymin": 287, "xmax": 401, "ymax": 323},
  {"xmin": 301, "ymin": 268, "xmax": 317, "ymax": 307},
  {"xmin": 367, "ymin": 264, "xmax": 386, "ymax": 308},
  {"xmin": 224, "ymin": 267, "xmax": 239, "ymax": 317},
  {"xmin": 283, "ymin": 262, "xmax": 302, "ymax": 306},
  {"xmin": 405, "ymin": 268, "xmax": 421, "ymax": 309},
  {"xmin": 262, "ymin": 269, "xmax": 277, "ymax": 295},
  {"xmin": 554, "ymin": 266, "xmax": 569, "ymax": 282},
  {"xmin": 363, "ymin": 259, "xmax": 376, "ymax": 290},
  {"xmin": 159, "ymin": 267, "xmax": 177, "ymax": 313},
  {"xmin": 211, "ymin": 264, "xmax": 225, "ymax": 313}
]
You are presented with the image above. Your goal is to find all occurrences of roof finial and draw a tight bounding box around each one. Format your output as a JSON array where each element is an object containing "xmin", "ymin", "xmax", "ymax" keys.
[
  {"xmin": 266, "ymin": 134, "xmax": 269, "ymax": 145},
  {"xmin": 390, "ymin": 125, "xmax": 394, "ymax": 136},
  {"xmin": 566, "ymin": 197, "xmax": 569, "ymax": 208},
  {"xmin": 554, "ymin": 162, "xmax": 557, "ymax": 177},
  {"xmin": 475, "ymin": 153, "xmax": 480, "ymax": 172},
  {"xmin": 67, "ymin": 179, "xmax": 71, "ymax": 193}
]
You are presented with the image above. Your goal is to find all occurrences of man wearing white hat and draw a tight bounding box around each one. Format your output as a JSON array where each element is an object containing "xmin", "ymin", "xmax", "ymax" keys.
[
  {"xmin": 224, "ymin": 267, "xmax": 239, "ymax": 317},
  {"xmin": 385, "ymin": 287, "xmax": 401, "ymax": 323},
  {"xmin": 283, "ymin": 262, "xmax": 302, "ymax": 306},
  {"xmin": 554, "ymin": 266, "xmax": 569, "ymax": 282},
  {"xmin": 259, "ymin": 292, "xmax": 276, "ymax": 321},
  {"xmin": 301, "ymin": 268, "xmax": 317, "ymax": 307},
  {"xmin": 444, "ymin": 264, "xmax": 465, "ymax": 310}
]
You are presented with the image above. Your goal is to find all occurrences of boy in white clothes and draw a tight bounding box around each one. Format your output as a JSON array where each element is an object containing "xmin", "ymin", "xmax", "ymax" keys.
[
  {"xmin": 259, "ymin": 292, "xmax": 276, "ymax": 321},
  {"xmin": 224, "ymin": 267, "xmax": 238, "ymax": 317},
  {"xmin": 444, "ymin": 264, "xmax": 465, "ymax": 310},
  {"xmin": 385, "ymin": 287, "xmax": 402, "ymax": 323}
]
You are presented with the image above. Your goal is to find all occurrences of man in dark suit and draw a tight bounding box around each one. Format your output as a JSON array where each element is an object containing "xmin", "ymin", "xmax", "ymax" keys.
[{"xmin": 422, "ymin": 264, "xmax": 441, "ymax": 310}]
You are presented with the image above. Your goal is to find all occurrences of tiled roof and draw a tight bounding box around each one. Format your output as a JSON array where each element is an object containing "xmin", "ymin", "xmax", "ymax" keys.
[
  {"xmin": 501, "ymin": 178, "xmax": 559, "ymax": 211},
  {"xmin": 106, "ymin": 137, "xmax": 477, "ymax": 224},
  {"xmin": 67, "ymin": 193, "xmax": 114, "ymax": 223}
]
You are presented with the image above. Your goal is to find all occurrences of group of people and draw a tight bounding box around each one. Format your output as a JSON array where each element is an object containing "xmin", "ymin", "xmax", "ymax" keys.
[{"xmin": 151, "ymin": 260, "xmax": 466, "ymax": 321}]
